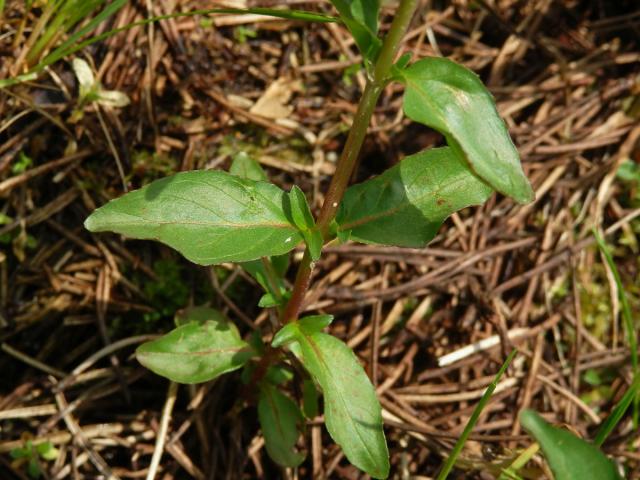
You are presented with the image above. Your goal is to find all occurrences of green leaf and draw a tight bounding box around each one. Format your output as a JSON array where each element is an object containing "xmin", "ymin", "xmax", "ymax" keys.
[
  {"xmin": 329, "ymin": 0, "xmax": 381, "ymax": 61},
  {"xmin": 394, "ymin": 52, "xmax": 412, "ymax": 71},
  {"xmin": 287, "ymin": 186, "xmax": 323, "ymax": 260},
  {"xmin": 298, "ymin": 314, "xmax": 333, "ymax": 334},
  {"xmin": 302, "ymin": 378, "xmax": 319, "ymax": 419},
  {"xmin": 288, "ymin": 186, "xmax": 315, "ymax": 231},
  {"xmin": 136, "ymin": 308, "xmax": 254, "ymax": 383},
  {"xmin": 336, "ymin": 147, "xmax": 493, "ymax": 247},
  {"xmin": 304, "ymin": 228, "xmax": 324, "ymax": 261},
  {"xmin": 27, "ymin": 458, "xmax": 41, "ymax": 479},
  {"xmin": 271, "ymin": 322, "xmax": 299, "ymax": 348},
  {"xmin": 265, "ymin": 365, "xmax": 295, "ymax": 385},
  {"xmin": 36, "ymin": 442, "xmax": 58, "ymax": 461},
  {"xmin": 281, "ymin": 324, "xmax": 389, "ymax": 478},
  {"xmin": 616, "ymin": 160, "xmax": 640, "ymax": 183},
  {"xmin": 399, "ymin": 57, "xmax": 534, "ymax": 204},
  {"xmin": 10, "ymin": 447, "xmax": 29, "ymax": 459},
  {"xmin": 520, "ymin": 409, "xmax": 622, "ymax": 480},
  {"xmin": 258, "ymin": 293, "xmax": 280, "ymax": 308},
  {"xmin": 241, "ymin": 255, "xmax": 289, "ymax": 295},
  {"xmin": 229, "ymin": 152, "xmax": 268, "ymax": 182},
  {"xmin": 85, "ymin": 170, "xmax": 303, "ymax": 265},
  {"xmin": 258, "ymin": 383, "xmax": 306, "ymax": 468}
]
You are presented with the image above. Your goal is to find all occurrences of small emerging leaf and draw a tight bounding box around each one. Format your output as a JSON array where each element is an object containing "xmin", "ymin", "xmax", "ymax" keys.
[
  {"xmin": 272, "ymin": 315, "xmax": 333, "ymax": 348},
  {"xmin": 72, "ymin": 58, "xmax": 95, "ymax": 98},
  {"xmin": 394, "ymin": 52, "xmax": 412, "ymax": 70},
  {"xmin": 281, "ymin": 324, "xmax": 389, "ymax": 478},
  {"xmin": 36, "ymin": 442, "xmax": 58, "ymax": 461},
  {"xmin": 96, "ymin": 89, "xmax": 130, "ymax": 108},
  {"xmin": 272, "ymin": 322, "xmax": 299, "ymax": 348},
  {"xmin": 229, "ymin": 152, "xmax": 268, "ymax": 182},
  {"xmin": 520, "ymin": 409, "xmax": 622, "ymax": 480},
  {"xmin": 400, "ymin": 57, "xmax": 534, "ymax": 204},
  {"xmin": 336, "ymin": 147, "xmax": 492, "ymax": 247},
  {"xmin": 304, "ymin": 228, "xmax": 323, "ymax": 261},
  {"xmin": 298, "ymin": 314, "xmax": 333, "ymax": 333},
  {"xmin": 241, "ymin": 255, "xmax": 289, "ymax": 298},
  {"xmin": 72, "ymin": 57, "xmax": 129, "ymax": 108},
  {"xmin": 258, "ymin": 383, "xmax": 306, "ymax": 468},
  {"xmin": 85, "ymin": 170, "xmax": 303, "ymax": 265},
  {"xmin": 287, "ymin": 186, "xmax": 323, "ymax": 260},
  {"xmin": 10, "ymin": 447, "xmax": 29, "ymax": 459},
  {"xmin": 136, "ymin": 308, "xmax": 253, "ymax": 383},
  {"xmin": 258, "ymin": 293, "xmax": 281, "ymax": 308},
  {"xmin": 28, "ymin": 458, "xmax": 40, "ymax": 479},
  {"xmin": 265, "ymin": 365, "xmax": 295, "ymax": 385}
]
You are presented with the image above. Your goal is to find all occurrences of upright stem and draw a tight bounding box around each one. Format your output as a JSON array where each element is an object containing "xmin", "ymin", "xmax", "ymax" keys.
[{"xmin": 281, "ymin": 0, "xmax": 418, "ymax": 324}]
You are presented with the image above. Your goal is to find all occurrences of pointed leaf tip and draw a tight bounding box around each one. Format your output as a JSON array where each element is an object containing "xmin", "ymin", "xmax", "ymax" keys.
[
  {"xmin": 520, "ymin": 409, "xmax": 622, "ymax": 480},
  {"xmin": 400, "ymin": 57, "xmax": 534, "ymax": 204}
]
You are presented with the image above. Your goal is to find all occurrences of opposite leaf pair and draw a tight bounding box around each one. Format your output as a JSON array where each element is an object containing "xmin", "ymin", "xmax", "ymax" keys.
[
  {"xmin": 86, "ymin": 56, "xmax": 534, "ymax": 268},
  {"xmin": 137, "ymin": 308, "xmax": 390, "ymax": 478}
]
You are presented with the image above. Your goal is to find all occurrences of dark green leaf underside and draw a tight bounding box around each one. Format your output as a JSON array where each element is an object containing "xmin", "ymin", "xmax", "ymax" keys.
[
  {"xmin": 258, "ymin": 384, "xmax": 305, "ymax": 467},
  {"xmin": 85, "ymin": 170, "xmax": 302, "ymax": 265},
  {"xmin": 336, "ymin": 147, "xmax": 493, "ymax": 247},
  {"xmin": 400, "ymin": 57, "xmax": 533, "ymax": 204}
]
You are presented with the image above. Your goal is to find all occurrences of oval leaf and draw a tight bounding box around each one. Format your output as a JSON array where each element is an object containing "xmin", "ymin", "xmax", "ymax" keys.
[
  {"xmin": 336, "ymin": 147, "xmax": 493, "ymax": 247},
  {"xmin": 136, "ymin": 308, "xmax": 253, "ymax": 384},
  {"xmin": 520, "ymin": 409, "xmax": 622, "ymax": 480},
  {"xmin": 85, "ymin": 170, "xmax": 303, "ymax": 265},
  {"xmin": 400, "ymin": 57, "xmax": 534, "ymax": 204},
  {"xmin": 284, "ymin": 324, "xmax": 389, "ymax": 478},
  {"xmin": 258, "ymin": 384, "xmax": 306, "ymax": 468}
]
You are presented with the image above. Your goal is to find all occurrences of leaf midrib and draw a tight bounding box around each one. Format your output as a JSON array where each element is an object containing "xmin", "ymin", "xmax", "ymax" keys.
[
  {"xmin": 300, "ymin": 332, "xmax": 380, "ymax": 471},
  {"xmin": 96, "ymin": 218, "xmax": 296, "ymax": 230},
  {"xmin": 139, "ymin": 345, "xmax": 250, "ymax": 357},
  {"xmin": 339, "ymin": 172, "xmax": 478, "ymax": 231}
]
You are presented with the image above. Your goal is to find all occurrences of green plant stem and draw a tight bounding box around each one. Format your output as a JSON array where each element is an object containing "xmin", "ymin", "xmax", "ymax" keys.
[
  {"xmin": 436, "ymin": 349, "xmax": 517, "ymax": 480},
  {"xmin": 280, "ymin": 0, "xmax": 418, "ymax": 325}
]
